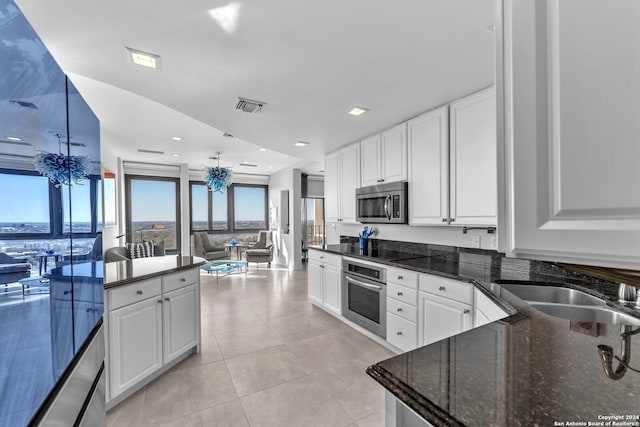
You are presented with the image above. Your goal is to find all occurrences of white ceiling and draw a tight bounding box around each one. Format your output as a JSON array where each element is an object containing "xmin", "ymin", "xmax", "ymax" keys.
[{"xmin": 14, "ymin": 0, "xmax": 495, "ymax": 176}]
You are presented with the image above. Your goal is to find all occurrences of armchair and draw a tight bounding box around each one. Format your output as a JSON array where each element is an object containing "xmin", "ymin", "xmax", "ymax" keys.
[
  {"xmin": 0, "ymin": 252, "xmax": 31, "ymax": 286},
  {"xmin": 193, "ymin": 231, "xmax": 229, "ymax": 261},
  {"xmin": 245, "ymin": 230, "xmax": 273, "ymax": 267}
]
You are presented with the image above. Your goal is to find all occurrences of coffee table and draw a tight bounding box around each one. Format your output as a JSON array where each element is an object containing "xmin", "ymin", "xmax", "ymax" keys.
[
  {"xmin": 224, "ymin": 243, "xmax": 249, "ymax": 259},
  {"xmin": 200, "ymin": 259, "xmax": 247, "ymax": 282},
  {"xmin": 18, "ymin": 276, "xmax": 50, "ymax": 297}
]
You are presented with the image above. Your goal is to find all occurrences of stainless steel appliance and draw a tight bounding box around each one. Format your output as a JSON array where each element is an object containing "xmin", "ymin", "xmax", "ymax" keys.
[
  {"xmin": 356, "ymin": 181, "xmax": 408, "ymax": 224},
  {"xmin": 342, "ymin": 259, "xmax": 387, "ymax": 338}
]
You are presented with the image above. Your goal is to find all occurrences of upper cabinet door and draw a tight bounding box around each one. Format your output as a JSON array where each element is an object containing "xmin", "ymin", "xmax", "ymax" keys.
[
  {"xmin": 360, "ymin": 134, "xmax": 381, "ymax": 187},
  {"xmin": 501, "ymin": 0, "xmax": 640, "ymax": 268},
  {"xmin": 324, "ymin": 151, "xmax": 340, "ymax": 223},
  {"xmin": 408, "ymin": 106, "xmax": 449, "ymax": 225},
  {"xmin": 381, "ymin": 123, "xmax": 408, "ymax": 184},
  {"xmin": 340, "ymin": 143, "xmax": 361, "ymax": 223},
  {"xmin": 449, "ymin": 87, "xmax": 497, "ymax": 226}
]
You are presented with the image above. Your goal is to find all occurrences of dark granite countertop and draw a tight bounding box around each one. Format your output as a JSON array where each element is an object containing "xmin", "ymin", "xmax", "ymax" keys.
[
  {"xmin": 311, "ymin": 239, "xmax": 640, "ymax": 426},
  {"xmin": 104, "ymin": 255, "xmax": 206, "ymax": 289}
]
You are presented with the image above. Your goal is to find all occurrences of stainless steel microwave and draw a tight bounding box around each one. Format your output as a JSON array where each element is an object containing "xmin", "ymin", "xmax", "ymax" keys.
[{"xmin": 356, "ymin": 181, "xmax": 408, "ymax": 224}]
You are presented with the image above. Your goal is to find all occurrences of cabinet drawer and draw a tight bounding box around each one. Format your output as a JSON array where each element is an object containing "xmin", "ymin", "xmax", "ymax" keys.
[
  {"xmin": 386, "ymin": 267, "xmax": 418, "ymax": 289},
  {"xmin": 387, "ymin": 298, "xmax": 417, "ymax": 323},
  {"xmin": 109, "ymin": 278, "xmax": 162, "ymax": 310},
  {"xmin": 308, "ymin": 250, "xmax": 341, "ymax": 267},
  {"xmin": 419, "ymin": 274, "xmax": 472, "ymax": 304},
  {"xmin": 386, "ymin": 312, "xmax": 417, "ymax": 352},
  {"xmin": 387, "ymin": 283, "xmax": 417, "ymax": 306},
  {"xmin": 162, "ymin": 269, "xmax": 199, "ymax": 293}
]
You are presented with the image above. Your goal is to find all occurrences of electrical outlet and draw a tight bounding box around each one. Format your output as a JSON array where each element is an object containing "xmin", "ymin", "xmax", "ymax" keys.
[
  {"xmin": 471, "ymin": 235, "xmax": 481, "ymax": 248},
  {"xmin": 331, "ymin": 223, "xmax": 336, "ymax": 231}
]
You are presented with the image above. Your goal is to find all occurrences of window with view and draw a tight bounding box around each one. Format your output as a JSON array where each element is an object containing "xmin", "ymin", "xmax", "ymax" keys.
[
  {"xmin": 126, "ymin": 176, "xmax": 180, "ymax": 252},
  {"xmin": 189, "ymin": 182, "xmax": 267, "ymax": 233},
  {"xmin": 0, "ymin": 171, "xmax": 51, "ymax": 234}
]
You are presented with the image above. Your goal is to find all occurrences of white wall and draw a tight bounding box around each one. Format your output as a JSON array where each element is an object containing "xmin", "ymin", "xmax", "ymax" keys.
[
  {"xmin": 327, "ymin": 221, "xmax": 498, "ymax": 251},
  {"xmin": 100, "ymin": 138, "xmax": 119, "ymax": 251},
  {"xmin": 268, "ymin": 167, "xmax": 303, "ymax": 269}
]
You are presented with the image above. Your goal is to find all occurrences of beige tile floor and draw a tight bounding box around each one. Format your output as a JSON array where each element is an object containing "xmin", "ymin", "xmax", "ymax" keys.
[{"xmin": 107, "ymin": 267, "xmax": 394, "ymax": 427}]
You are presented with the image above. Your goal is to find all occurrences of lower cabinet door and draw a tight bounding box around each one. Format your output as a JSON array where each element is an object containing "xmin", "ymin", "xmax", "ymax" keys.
[
  {"xmin": 386, "ymin": 312, "xmax": 417, "ymax": 352},
  {"xmin": 323, "ymin": 264, "xmax": 342, "ymax": 315},
  {"xmin": 109, "ymin": 297, "xmax": 162, "ymax": 398},
  {"xmin": 308, "ymin": 261, "xmax": 323, "ymax": 305},
  {"xmin": 163, "ymin": 284, "xmax": 198, "ymax": 363},
  {"xmin": 418, "ymin": 292, "xmax": 472, "ymax": 347}
]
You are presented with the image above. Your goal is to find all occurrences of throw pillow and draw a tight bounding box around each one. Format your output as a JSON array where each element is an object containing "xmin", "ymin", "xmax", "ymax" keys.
[{"xmin": 126, "ymin": 241, "xmax": 155, "ymax": 259}]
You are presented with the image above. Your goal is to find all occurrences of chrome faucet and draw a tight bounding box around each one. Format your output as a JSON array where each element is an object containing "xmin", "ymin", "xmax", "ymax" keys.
[{"xmin": 618, "ymin": 283, "xmax": 637, "ymax": 304}]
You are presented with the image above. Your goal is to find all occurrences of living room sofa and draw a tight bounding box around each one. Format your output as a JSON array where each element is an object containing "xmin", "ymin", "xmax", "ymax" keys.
[{"xmin": 0, "ymin": 252, "xmax": 31, "ymax": 286}]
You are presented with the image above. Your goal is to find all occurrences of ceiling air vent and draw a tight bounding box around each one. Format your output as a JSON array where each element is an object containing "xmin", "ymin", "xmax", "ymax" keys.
[
  {"xmin": 9, "ymin": 99, "xmax": 38, "ymax": 109},
  {"xmin": 223, "ymin": 132, "xmax": 234, "ymax": 138},
  {"xmin": 0, "ymin": 139, "xmax": 32, "ymax": 147},
  {"xmin": 239, "ymin": 162, "xmax": 258, "ymax": 167},
  {"xmin": 209, "ymin": 156, "xmax": 218, "ymax": 160},
  {"xmin": 138, "ymin": 148, "xmax": 164, "ymax": 155},
  {"xmin": 235, "ymin": 97, "xmax": 266, "ymax": 114}
]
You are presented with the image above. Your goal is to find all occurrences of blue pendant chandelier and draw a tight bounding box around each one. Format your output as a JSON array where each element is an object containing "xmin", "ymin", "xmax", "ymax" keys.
[
  {"xmin": 34, "ymin": 134, "xmax": 90, "ymax": 187},
  {"xmin": 203, "ymin": 151, "xmax": 233, "ymax": 192}
]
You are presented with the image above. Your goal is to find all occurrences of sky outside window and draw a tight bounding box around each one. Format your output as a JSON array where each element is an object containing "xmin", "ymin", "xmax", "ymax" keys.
[{"xmin": 0, "ymin": 173, "xmax": 50, "ymax": 232}]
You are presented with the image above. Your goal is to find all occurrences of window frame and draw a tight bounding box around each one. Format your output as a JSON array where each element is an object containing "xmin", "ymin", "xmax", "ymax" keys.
[
  {"xmin": 0, "ymin": 167, "xmax": 101, "ymax": 240},
  {"xmin": 125, "ymin": 174, "xmax": 181, "ymax": 254},
  {"xmin": 189, "ymin": 181, "xmax": 268, "ymax": 234}
]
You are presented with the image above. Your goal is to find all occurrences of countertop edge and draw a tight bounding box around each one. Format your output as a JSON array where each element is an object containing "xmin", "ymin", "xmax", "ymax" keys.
[
  {"xmin": 104, "ymin": 256, "xmax": 207, "ymax": 289},
  {"xmin": 366, "ymin": 364, "xmax": 464, "ymax": 427}
]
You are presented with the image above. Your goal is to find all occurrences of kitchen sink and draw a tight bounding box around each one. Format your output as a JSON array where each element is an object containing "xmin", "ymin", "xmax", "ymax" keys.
[
  {"xmin": 499, "ymin": 284, "xmax": 605, "ymax": 306},
  {"xmin": 500, "ymin": 284, "xmax": 640, "ymax": 326},
  {"xmin": 529, "ymin": 303, "xmax": 640, "ymax": 326}
]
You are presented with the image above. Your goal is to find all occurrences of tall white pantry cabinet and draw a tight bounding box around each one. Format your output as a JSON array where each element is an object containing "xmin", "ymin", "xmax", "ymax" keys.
[{"xmin": 499, "ymin": 0, "xmax": 640, "ymax": 269}]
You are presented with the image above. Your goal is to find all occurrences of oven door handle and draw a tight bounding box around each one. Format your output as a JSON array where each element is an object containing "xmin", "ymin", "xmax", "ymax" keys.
[{"xmin": 345, "ymin": 275, "xmax": 383, "ymax": 291}]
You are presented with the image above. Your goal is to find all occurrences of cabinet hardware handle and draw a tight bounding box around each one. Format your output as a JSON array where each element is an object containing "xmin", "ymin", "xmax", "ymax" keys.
[
  {"xmin": 397, "ymin": 308, "xmax": 403, "ymax": 312},
  {"xmin": 86, "ymin": 307, "xmax": 92, "ymax": 313},
  {"xmin": 397, "ymin": 331, "xmax": 403, "ymax": 336},
  {"xmin": 442, "ymin": 218, "xmax": 448, "ymax": 223},
  {"xmin": 180, "ymin": 278, "xmax": 186, "ymax": 282},
  {"xmin": 164, "ymin": 297, "xmax": 170, "ymax": 302},
  {"xmin": 397, "ymin": 291, "xmax": 403, "ymax": 296},
  {"xmin": 463, "ymin": 309, "xmax": 470, "ymax": 314},
  {"xmin": 320, "ymin": 256, "xmax": 324, "ymax": 259},
  {"xmin": 450, "ymin": 218, "xmax": 455, "ymax": 223},
  {"xmin": 439, "ymin": 286, "xmax": 446, "ymax": 291},
  {"xmin": 157, "ymin": 300, "xmax": 163, "ymax": 304},
  {"xmin": 63, "ymin": 290, "xmax": 71, "ymax": 295},
  {"xmin": 136, "ymin": 290, "xmax": 143, "ymax": 295},
  {"xmin": 397, "ymin": 275, "xmax": 403, "ymax": 280}
]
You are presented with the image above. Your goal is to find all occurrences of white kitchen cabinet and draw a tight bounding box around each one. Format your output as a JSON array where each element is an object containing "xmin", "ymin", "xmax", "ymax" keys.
[
  {"xmin": 163, "ymin": 284, "xmax": 198, "ymax": 364},
  {"xmin": 386, "ymin": 267, "xmax": 418, "ymax": 352},
  {"xmin": 449, "ymin": 87, "xmax": 497, "ymax": 226},
  {"xmin": 109, "ymin": 295, "xmax": 163, "ymax": 398},
  {"xmin": 500, "ymin": 0, "xmax": 640, "ymax": 268},
  {"xmin": 308, "ymin": 249, "xmax": 342, "ymax": 316},
  {"xmin": 418, "ymin": 274, "xmax": 473, "ymax": 347},
  {"xmin": 324, "ymin": 143, "xmax": 360, "ymax": 223},
  {"xmin": 408, "ymin": 87, "xmax": 496, "ymax": 227},
  {"xmin": 106, "ymin": 268, "xmax": 200, "ymax": 405},
  {"xmin": 360, "ymin": 123, "xmax": 407, "ymax": 187},
  {"xmin": 407, "ymin": 106, "xmax": 449, "ymax": 225}
]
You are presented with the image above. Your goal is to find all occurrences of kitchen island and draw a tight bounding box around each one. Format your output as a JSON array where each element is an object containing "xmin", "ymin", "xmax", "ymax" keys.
[
  {"xmin": 314, "ymin": 238, "xmax": 640, "ymax": 426},
  {"xmin": 104, "ymin": 255, "xmax": 206, "ymax": 409}
]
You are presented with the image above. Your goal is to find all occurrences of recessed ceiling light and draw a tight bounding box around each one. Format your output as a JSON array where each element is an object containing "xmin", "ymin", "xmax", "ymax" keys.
[
  {"xmin": 209, "ymin": 2, "xmax": 242, "ymax": 34},
  {"xmin": 126, "ymin": 47, "xmax": 161, "ymax": 69},
  {"xmin": 295, "ymin": 141, "xmax": 309, "ymax": 147},
  {"xmin": 171, "ymin": 136, "xmax": 182, "ymax": 141},
  {"xmin": 268, "ymin": 165, "xmax": 273, "ymax": 169},
  {"xmin": 6, "ymin": 136, "xmax": 22, "ymax": 141},
  {"xmin": 258, "ymin": 148, "xmax": 267, "ymax": 152},
  {"xmin": 171, "ymin": 153, "xmax": 180, "ymax": 157},
  {"xmin": 348, "ymin": 107, "xmax": 369, "ymax": 116}
]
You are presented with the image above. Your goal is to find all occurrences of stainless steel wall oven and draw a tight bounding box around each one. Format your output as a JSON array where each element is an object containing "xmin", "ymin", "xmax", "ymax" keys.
[{"xmin": 341, "ymin": 258, "xmax": 387, "ymax": 338}]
